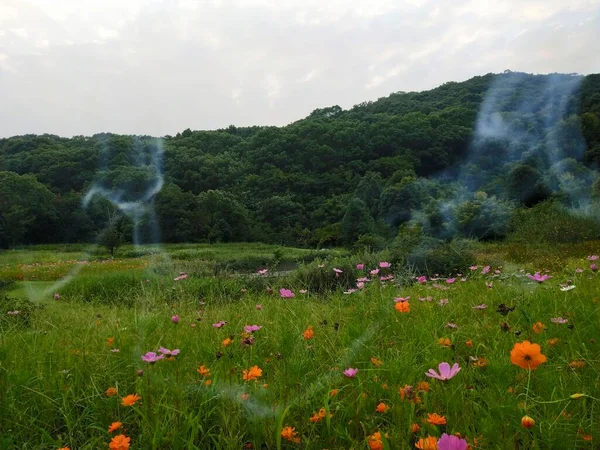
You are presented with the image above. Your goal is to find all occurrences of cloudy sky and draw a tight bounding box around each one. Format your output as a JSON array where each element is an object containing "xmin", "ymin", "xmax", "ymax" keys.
[{"xmin": 1, "ymin": 0, "xmax": 599, "ymax": 138}]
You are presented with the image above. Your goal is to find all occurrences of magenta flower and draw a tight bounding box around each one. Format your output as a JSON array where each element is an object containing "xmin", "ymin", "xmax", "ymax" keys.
[
  {"xmin": 591, "ymin": 264, "xmax": 598, "ymax": 272},
  {"xmin": 394, "ymin": 296, "xmax": 410, "ymax": 303},
  {"xmin": 380, "ymin": 275, "xmax": 394, "ymax": 281},
  {"xmin": 481, "ymin": 265, "xmax": 490, "ymax": 275},
  {"xmin": 244, "ymin": 325, "xmax": 262, "ymax": 333},
  {"xmin": 333, "ymin": 268, "xmax": 343, "ymax": 273},
  {"xmin": 588, "ymin": 255, "xmax": 599, "ymax": 261},
  {"xmin": 171, "ymin": 315, "xmax": 180, "ymax": 324},
  {"xmin": 256, "ymin": 304, "xmax": 262, "ymax": 310},
  {"xmin": 343, "ymin": 368, "xmax": 358, "ymax": 378},
  {"xmin": 158, "ymin": 347, "xmax": 180, "ymax": 356},
  {"xmin": 356, "ymin": 264, "xmax": 365, "ymax": 270},
  {"xmin": 141, "ymin": 352, "xmax": 165, "ymax": 363},
  {"xmin": 257, "ymin": 268, "xmax": 268, "ymax": 275},
  {"xmin": 438, "ymin": 433, "xmax": 468, "ymax": 450},
  {"xmin": 439, "ymin": 298, "xmax": 449, "ymax": 306},
  {"xmin": 54, "ymin": 293, "xmax": 61, "ymax": 300},
  {"xmin": 379, "ymin": 261, "xmax": 391, "ymax": 268},
  {"xmin": 356, "ymin": 282, "xmax": 365, "ymax": 289},
  {"xmin": 425, "ymin": 362, "xmax": 461, "ymax": 381},
  {"xmin": 370, "ymin": 268, "xmax": 380, "ymax": 276},
  {"xmin": 527, "ymin": 272, "xmax": 552, "ymax": 283},
  {"xmin": 212, "ymin": 320, "xmax": 227, "ymax": 328},
  {"xmin": 280, "ymin": 288, "xmax": 295, "ymax": 298},
  {"xmin": 357, "ymin": 277, "xmax": 370, "ymax": 283},
  {"xmin": 469, "ymin": 265, "xmax": 478, "ymax": 271},
  {"xmin": 174, "ymin": 272, "xmax": 188, "ymax": 281},
  {"xmin": 473, "ymin": 304, "xmax": 487, "ymax": 310},
  {"xmin": 551, "ymin": 317, "xmax": 568, "ymax": 324},
  {"xmin": 417, "ymin": 275, "xmax": 427, "ymax": 284},
  {"xmin": 576, "ymin": 267, "xmax": 584, "ymax": 273},
  {"xmin": 445, "ymin": 278, "xmax": 456, "ymax": 284}
]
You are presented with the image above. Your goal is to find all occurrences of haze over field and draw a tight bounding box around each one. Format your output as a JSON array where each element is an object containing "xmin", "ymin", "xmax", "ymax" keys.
[{"xmin": 1, "ymin": 0, "xmax": 600, "ymax": 137}]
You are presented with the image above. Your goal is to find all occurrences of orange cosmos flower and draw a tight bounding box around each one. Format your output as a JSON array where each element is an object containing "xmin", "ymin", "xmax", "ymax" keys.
[
  {"xmin": 222, "ymin": 338, "xmax": 233, "ymax": 347},
  {"xmin": 280, "ymin": 426, "xmax": 300, "ymax": 443},
  {"xmin": 197, "ymin": 365, "xmax": 211, "ymax": 377},
  {"xmin": 466, "ymin": 339, "xmax": 473, "ymax": 347},
  {"xmin": 109, "ymin": 434, "xmax": 130, "ymax": 450},
  {"xmin": 368, "ymin": 432, "xmax": 384, "ymax": 450},
  {"xmin": 415, "ymin": 436, "xmax": 438, "ymax": 449},
  {"xmin": 427, "ymin": 413, "xmax": 447, "ymax": 425},
  {"xmin": 330, "ymin": 389, "xmax": 339, "ymax": 397},
  {"xmin": 547, "ymin": 338, "xmax": 560, "ymax": 346},
  {"xmin": 438, "ymin": 337, "xmax": 452, "ymax": 347},
  {"xmin": 105, "ymin": 387, "xmax": 118, "ymax": 397},
  {"xmin": 204, "ymin": 379, "xmax": 212, "ymax": 386},
  {"xmin": 303, "ymin": 326, "xmax": 314, "ymax": 340},
  {"xmin": 521, "ymin": 415, "xmax": 534, "ymax": 429},
  {"xmin": 510, "ymin": 341, "xmax": 547, "ymax": 370},
  {"xmin": 376, "ymin": 402, "xmax": 390, "ymax": 413},
  {"xmin": 411, "ymin": 423, "xmax": 420, "ymax": 433},
  {"xmin": 532, "ymin": 322, "xmax": 545, "ymax": 334},
  {"xmin": 569, "ymin": 360, "xmax": 585, "ymax": 369},
  {"xmin": 242, "ymin": 365, "xmax": 262, "ymax": 381},
  {"xmin": 395, "ymin": 301, "xmax": 410, "ymax": 313},
  {"xmin": 108, "ymin": 421, "xmax": 123, "ymax": 433},
  {"xmin": 416, "ymin": 381, "xmax": 430, "ymax": 392},
  {"xmin": 106, "ymin": 337, "xmax": 115, "ymax": 347},
  {"xmin": 121, "ymin": 394, "xmax": 140, "ymax": 407},
  {"xmin": 371, "ymin": 357, "xmax": 384, "ymax": 366},
  {"xmin": 58, "ymin": 448, "xmax": 70, "ymax": 450}
]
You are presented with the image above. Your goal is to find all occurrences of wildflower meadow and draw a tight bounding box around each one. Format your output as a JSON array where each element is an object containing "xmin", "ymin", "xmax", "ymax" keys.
[{"xmin": 0, "ymin": 244, "xmax": 599, "ymax": 449}]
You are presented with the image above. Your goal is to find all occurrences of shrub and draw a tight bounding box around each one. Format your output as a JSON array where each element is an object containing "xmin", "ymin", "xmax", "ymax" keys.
[{"xmin": 0, "ymin": 294, "xmax": 41, "ymax": 328}]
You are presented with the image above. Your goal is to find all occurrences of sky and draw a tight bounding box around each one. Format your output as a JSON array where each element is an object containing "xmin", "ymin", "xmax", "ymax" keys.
[{"xmin": 1, "ymin": 0, "xmax": 599, "ymax": 138}]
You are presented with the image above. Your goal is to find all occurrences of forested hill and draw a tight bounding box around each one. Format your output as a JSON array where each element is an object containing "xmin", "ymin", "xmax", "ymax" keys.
[{"xmin": 1, "ymin": 71, "xmax": 600, "ymax": 248}]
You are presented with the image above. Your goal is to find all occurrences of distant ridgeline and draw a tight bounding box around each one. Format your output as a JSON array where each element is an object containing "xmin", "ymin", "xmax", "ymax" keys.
[{"xmin": 1, "ymin": 72, "xmax": 600, "ymax": 249}]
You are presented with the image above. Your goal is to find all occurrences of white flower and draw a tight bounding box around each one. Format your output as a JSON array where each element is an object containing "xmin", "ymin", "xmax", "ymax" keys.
[{"xmin": 560, "ymin": 285, "xmax": 576, "ymax": 292}]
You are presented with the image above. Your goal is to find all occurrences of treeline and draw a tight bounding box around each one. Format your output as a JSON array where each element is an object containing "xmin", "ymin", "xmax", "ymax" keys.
[{"xmin": 1, "ymin": 72, "xmax": 600, "ymax": 249}]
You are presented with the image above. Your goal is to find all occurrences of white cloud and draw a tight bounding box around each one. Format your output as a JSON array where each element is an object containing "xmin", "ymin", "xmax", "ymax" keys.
[{"xmin": 0, "ymin": 0, "xmax": 599, "ymax": 137}]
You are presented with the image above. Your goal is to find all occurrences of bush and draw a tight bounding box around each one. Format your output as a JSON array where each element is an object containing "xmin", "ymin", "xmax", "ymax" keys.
[
  {"xmin": 508, "ymin": 201, "xmax": 600, "ymax": 243},
  {"xmin": 0, "ymin": 294, "xmax": 41, "ymax": 328}
]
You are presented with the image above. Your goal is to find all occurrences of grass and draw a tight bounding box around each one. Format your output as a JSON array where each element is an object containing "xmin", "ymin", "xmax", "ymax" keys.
[{"xmin": 0, "ymin": 243, "xmax": 599, "ymax": 449}]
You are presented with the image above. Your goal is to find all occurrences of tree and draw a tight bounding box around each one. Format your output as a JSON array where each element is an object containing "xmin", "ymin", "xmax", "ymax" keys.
[
  {"xmin": 98, "ymin": 225, "xmax": 123, "ymax": 257},
  {"xmin": 340, "ymin": 198, "xmax": 374, "ymax": 246}
]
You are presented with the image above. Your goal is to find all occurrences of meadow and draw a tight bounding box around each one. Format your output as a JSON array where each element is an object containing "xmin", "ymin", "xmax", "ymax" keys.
[{"xmin": 0, "ymin": 242, "xmax": 599, "ymax": 449}]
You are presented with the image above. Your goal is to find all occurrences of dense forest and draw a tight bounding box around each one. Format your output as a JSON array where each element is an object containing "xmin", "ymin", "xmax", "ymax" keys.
[{"xmin": 1, "ymin": 71, "xmax": 600, "ymax": 249}]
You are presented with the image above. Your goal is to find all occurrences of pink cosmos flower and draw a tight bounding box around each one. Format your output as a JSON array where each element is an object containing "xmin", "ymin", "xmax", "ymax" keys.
[
  {"xmin": 356, "ymin": 282, "xmax": 365, "ymax": 289},
  {"xmin": 256, "ymin": 304, "xmax": 262, "ymax": 310},
  {"xmin": 486, "ymin": 281, "xmax": 493, "ymax": 289},
  {"xmin": 527, "ymin": 272, "xmax": 552, "ymax": 283},
  {"xmin": 174, "ymin": 272, "xmax": 188, "ymax": 281},
  {"xmin": 171, "ymin": 315, "xmax": 180, "ymax": 324},
  {"xmin": 591, "ymin": 264, "xmax": 598, "ymax": 272},
  {"xmin": 257, "ymin": 268, "xmax": 268, "ymax": 275},
  {"xmin": 344, "ymin": 289, "xmax": 357, "ymax": 295},
  {"xmin": 244, "ymin": 325, "xmax": 262, "ymax": 333},
  {"xmin": 446, "ymin": 278, "xmax": 456, "ymax": 284},
  {"xmin": 212, "ymin": 321, "xmax": 227, "ymax": 328},
  {"xmin": 158, "ymin": 347, "xmax": 180, "ymax": 356},
  {"xmin": 439, "ymin": 299, "xmax": 449, "ymax": 306},
  {"xmin": 280, "ymin": 288, "xmax": 295, "ymax": 298},
  {"xmin": 438, "ymin": 433, "xmax": 468, "ymax": 450},
  {"xmin": 380, "ymin": 275, "xmax": 394, "ymax": 281},
  {"xmin": 356, "ymin": 264, "xmax": 365, "ymax": 270},
  {"xmin": 394, "ymin": 297, "xmax": 410, "ymax": 303},
  {"xmin": 357, "ymin": 277, "xmax": 370, "ymax": 283},
  {"xmin": 379, "ymin": 261, "xmax": 391, "ymax": 268},
  {"xmin": 473, "ymin": 304, "xmax": 487, "ymax": 310},
  {"xmin": 299, "ymin": 289, "xmax": 308, "ymax": 294},
  {"xmin": 425, "ymin": 362, "xmax": 461, "ymax": 381},
  {"xmin": 576, "ymin": 268, "xmax": 584, "ymax": 273},
  {"xmin": 141, "ymin": 352, "xmax": 165, "ymax": 363},
  {"xmin": 551, "ymin": 317, "xmax": 568, "ymax": 324},
  {"xmin": 333, "ymin": 268, "xmax": 343, "ymax": 273},
  {"xmin": 588, "ymin": 255, "xmax": 599, "ymax": 261},
  {"xmin": 481, "ymin": 266, "xmax": 490, "ymax": 275},
  {"xmin": 417, "ymin": 275, "xmax": 427, "ymax": 284},
  {"xmin": 370, "ymin": 269, "xmax": 380, "ymax": 276},
  {"xmin": 343, "ymin": 368, "xmax": 358, "ymax": 378},
  {"xmin": 469, "ymin": 265, "xmax": 478, "ymax": 271},
  {"xmin": 419, "ymin": 296, "xmax": 433, "ymax": 302},
  {"xmin": 54, "ymin": 293, "xmax": 61, "ymax": 300}
]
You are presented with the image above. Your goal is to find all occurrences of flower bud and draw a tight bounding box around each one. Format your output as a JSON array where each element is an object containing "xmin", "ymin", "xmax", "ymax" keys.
[{"xmin": 521, "ymin": 415, "xmax": 535, "ymax": 429}]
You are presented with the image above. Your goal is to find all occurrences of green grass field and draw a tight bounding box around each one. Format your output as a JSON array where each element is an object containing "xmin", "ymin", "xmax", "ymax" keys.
[{"xmin": 0, "ymin": 243, "xmax": 599, "ymax": 449}]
